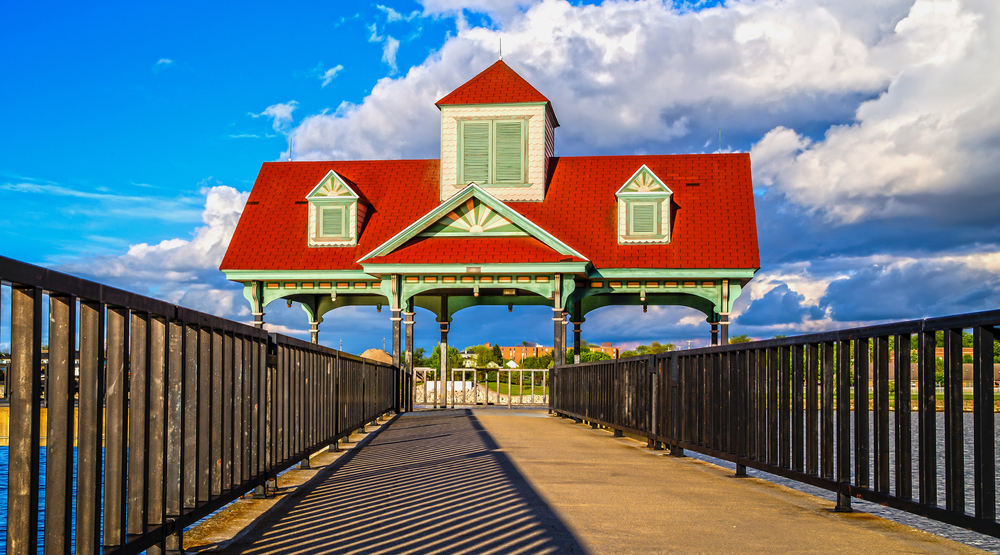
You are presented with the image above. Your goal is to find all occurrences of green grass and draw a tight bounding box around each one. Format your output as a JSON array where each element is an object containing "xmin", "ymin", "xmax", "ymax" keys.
[{"xmin": 480, "ymin": 380, "xmax": 549, "ymax": 397}]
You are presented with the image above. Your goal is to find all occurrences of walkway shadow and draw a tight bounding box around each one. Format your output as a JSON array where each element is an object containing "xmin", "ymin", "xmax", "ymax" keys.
[{"xmin": 221, "ymin": 410, "xmax": 586, "ymax": 554}]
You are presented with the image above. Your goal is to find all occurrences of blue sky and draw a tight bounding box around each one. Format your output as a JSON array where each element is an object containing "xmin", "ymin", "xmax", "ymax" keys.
[{"xmin": 2, "ymin": 0, "xmax": 998, "ymax": 355}]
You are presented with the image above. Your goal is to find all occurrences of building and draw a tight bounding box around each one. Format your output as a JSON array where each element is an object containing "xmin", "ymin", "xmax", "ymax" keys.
[{"xmin": 220, "ymin": 60, "xmax": 760, "ymax": 372}]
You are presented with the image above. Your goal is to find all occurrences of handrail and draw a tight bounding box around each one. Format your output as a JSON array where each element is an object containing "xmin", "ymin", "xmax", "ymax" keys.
[
  {"xmin": 0, "ymin": 255, "xmax": 400, "ymax": 554},
  {"xmin": 554, "ymin": 309, "xmax": 1000, "ymax": 538}
]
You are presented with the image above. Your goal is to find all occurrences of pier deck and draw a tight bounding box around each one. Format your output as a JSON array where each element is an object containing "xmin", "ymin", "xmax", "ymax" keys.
[{"xmin": 205, "ymin": 409, "xmax": 980, "ymax": 554}]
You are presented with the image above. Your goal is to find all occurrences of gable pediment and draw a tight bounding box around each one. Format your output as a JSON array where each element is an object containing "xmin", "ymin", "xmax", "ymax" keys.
[
  {"xmin": 306, "ymin": 170, "xmax": 360, "ymax": 200},
  {"xmin": 358, "ymin": 183, "xmax": 586, "ymax": 263},
  {"xmin": 615, "ymin": 165, "xmax": 672, "ymax": 196}
]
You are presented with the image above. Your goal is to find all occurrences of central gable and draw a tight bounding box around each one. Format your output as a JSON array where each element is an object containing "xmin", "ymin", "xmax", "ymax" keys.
[
  {"xmin": 358, "ymin": 183, "xmax": 586, "ymax": 263},
  {"xmin": 421, "ymin": 197, "xmax": 526, "ymax": 237}
]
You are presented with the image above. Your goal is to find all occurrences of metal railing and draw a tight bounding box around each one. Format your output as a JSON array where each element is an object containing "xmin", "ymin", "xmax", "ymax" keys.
[
  {"xmin": 0, "ymin": 255, "xmax": 399, "ymax": 554},
  {"xmin": 414, "ymin": 368, "xmax": 549, "ymax": 407},
  {"xmin": 553, "ymin": 309, "xmax": 1000, "ymax": 537}
]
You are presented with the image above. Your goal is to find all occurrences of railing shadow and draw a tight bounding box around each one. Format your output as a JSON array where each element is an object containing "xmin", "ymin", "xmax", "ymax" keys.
[{"xmin": 221, "ymin": 409, "xmax": 585, "ymax": 554}]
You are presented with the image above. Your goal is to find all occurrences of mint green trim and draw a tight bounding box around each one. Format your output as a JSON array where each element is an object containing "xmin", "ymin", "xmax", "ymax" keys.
[
  {"xmin": 579, "ymin": 292, "xmax": 716, "ymax": 321},
  {"xmin": 357, "ymin": 183, "xmax": 588, "ymax": 262},
  {"xmin": 401, "ymin": 277, "xmax": 556, "ymax": 304},
  {"xmin": 587, "ymin": 268, "xmax": 757, "ymax": 279},
  {"xmin": 458, "ymin": 118, "xmax": 526, "ymax": 186},
  {"xmin": 361, "ymin": 262, "xmax": 589, "ymax": 274},
  {"xmin": 416, "ymin": 231, "xmax": 528, "ymax": 238},
  {"xmin": 223, "ymin": 270, "xmax": 378, "ymax": 281},
  {"xmin": 626, "ymin": 200, "xmax": 661, "ymax": 237},
  {"xmin": 614, "ymin": 165, "xmax": 674, "ymax": 196},
  {"xmin": 727, "ymin": 282, "xmax": 744, "ymax": 314},
  {"xmin": 305, "ymin": 170, "xmax": 360, "ymax": 200}
]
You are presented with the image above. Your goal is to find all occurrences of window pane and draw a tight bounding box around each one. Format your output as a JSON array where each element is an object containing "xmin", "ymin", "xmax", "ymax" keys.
[
  {"xmin": 462, "ymin": 122, "xmax": 491, "ymax": 184},
  {"xmin": 494, "ymin": 121, "xmax": 523, "ymax": 183}
]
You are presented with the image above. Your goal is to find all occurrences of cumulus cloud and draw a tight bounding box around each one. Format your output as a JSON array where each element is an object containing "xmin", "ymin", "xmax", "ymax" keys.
[
  {"xmin": 252, "ymin": 101, "xmax": 299, "ymax": 133},
  {"xmin": 752, "ymin": 0, "xmax": 999, "ymax": 224},
  {"xmin": 289, "ymin": 0, "xmax": 904, "ymax": 161},
  {"xmin": 57, "ymin": 186, "xmax": 249, "ymax": 317},
  {"xmin": 377, "ymin": 4, "xmax": 420, "ymax": 22}
]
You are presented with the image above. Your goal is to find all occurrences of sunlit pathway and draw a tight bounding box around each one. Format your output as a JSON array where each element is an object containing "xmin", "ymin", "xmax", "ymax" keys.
[{"xmin": 221, "ymin": 409, "xmax": 981, "ymax": 555}]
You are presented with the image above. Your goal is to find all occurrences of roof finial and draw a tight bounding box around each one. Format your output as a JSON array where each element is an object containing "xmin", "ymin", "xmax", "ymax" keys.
[
  {"xmin": 499, "ymin": 38, "xmax": 502, "ymax": 61},
  {"xmin": 288, "ymin": 136, "xmax": 294, "ymax": 161}
]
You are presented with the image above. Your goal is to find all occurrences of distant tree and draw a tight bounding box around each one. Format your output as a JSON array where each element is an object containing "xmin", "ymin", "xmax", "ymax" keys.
[
  {"xmin": 581, "ymin": 351, "xmax": 611, "ymax": 363},
  {"xmin": 620, "ymin": 349, "xmax": 639, "ymax": 358},
  {"xmin": 521, "ymin": 354, "xmax": 553, "ymax": 369},
  {"xmin": 772, "ymin": 334, "xmax": 787, "ymax": 339},
  {"xmin": 492, "ymin": 343, "xmax": 504, "ymax": 364},
  {"xmin": 412, "ymin": 347, "xmax": 427, "ymax": 366},
  {"xmin": 427, "ymin": 345, "xmax": 462, "ymax": 371},
  {"xmin": 729, "ymin": 334, "xmax": 753, "ymax": 344},
  {"xmin": 520, "ymin": 340, "xmax": 532, "ymax": 346},
  {"xmin": 648, "ymin": 341, "xmax": 675, "ymax": 354}
]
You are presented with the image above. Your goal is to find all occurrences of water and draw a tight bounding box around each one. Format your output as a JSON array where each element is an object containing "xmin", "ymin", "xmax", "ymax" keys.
[{"xmin": 0, "ymin": 447, "xmax": 80, "ymax": 552}]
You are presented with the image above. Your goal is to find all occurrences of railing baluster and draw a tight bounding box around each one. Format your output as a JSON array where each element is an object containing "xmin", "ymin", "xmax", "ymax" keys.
[
  {"xmin": 768, "ymin": 347, "xmax": 778, "ymax": 466},
  {"xmin": 894, "ymin": 333, "xmax": 912, "ymax": 500},
  {"xmin": 8, "ymin": 285, "xmax": 43, "ymax": 555},
  {"xmin": 77, "ymin": 301, "xmax": 105, "ymax": 555},
  {"xmin": 917, "ymin": 330, "xmax": 937, "ymax": 506},
  {"xmin": 874, "ymin": 335, "xmax": 890, "ymax": 494},
  {"xmin": 943, "ymin": 328, "xmax": 964, "ymax": 512},
  {"xmin": 104, "ymin": 306, "xmax": 130, "ymax": 547},
  {"xmin": 127, "ymin": 310, "xmax": 151, "ymax": 537},
  {"xmin": 183, "ymin": 323, "xmax": 199, "ymax": 510},
  {"xmin": 779, "ymin": 346, "xmax": 791, "ymax": 469},
  {"xmin": 972, "ymin": 325, "xmax": 996, "ymax": 519},
  {"xmin": 855, "ymin": 337, "xmax": 870, "ymax": 489},
  {"xmin": 821, "ymin": 341, "xmax": 835, "ymax": 480},
  {"xmin": 45, "ymin": 294, "xmax": 76, "ymax": 555},
  {"xmin": 836, "ymin": 339, "xmax": 851, "ymax": 511},
  {"xmin": 148, "ymin": 316, "xmax": 168, "ymax": 532},
  {"xmin": 806, "ymin": 343, "xmax": 819, "ymax": 476}
]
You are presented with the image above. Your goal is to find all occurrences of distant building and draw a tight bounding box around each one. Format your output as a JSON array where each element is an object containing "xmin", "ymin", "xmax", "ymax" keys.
[{"xmin": 492, "ymin": 342, "xmax": 619, "ymax": 364}]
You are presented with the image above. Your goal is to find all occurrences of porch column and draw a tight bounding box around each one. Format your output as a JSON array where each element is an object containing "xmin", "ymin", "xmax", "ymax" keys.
[
  {"xmin": 404, "ymin": 310, "xmax": 415, "ymax": 412},
  {"xmin": 438, "ymin": 320, "xmax": 450, "ymax": 409},
  {"xmin": 552, "ymin": 309, "xmax": 564, "ymax": 369},
  {"xmin": 711, "ymin": 323, "xmax": 719, "ymax": 346},
  {"xmin": 720, "ymin": 279, "xmax": 730, "ymax": 345},
  {"xmin": 391, "ymin": 309, "xmax": 402, "ymax": 412},
  {"xmin": 571, "ymin": 303, "xmax": 583, "ymax": 364},
  {"xmin": 561, "ymin": 312, "xmax": 568, "ymax": 365},
  {"xmin": 251, "ymin": 280, "xmax": 265, "ymax": 329}
]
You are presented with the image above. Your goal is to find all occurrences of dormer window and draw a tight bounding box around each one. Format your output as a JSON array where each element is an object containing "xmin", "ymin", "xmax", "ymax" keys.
[
  {"xmin": 306, "ymin": 170, "xmax": 365, "ymax": 247},
  {"xmin": 459, "ymin": 119, "xmax": 526, "ymax": 186},
  {"xmin": 616, "ymin": 166, "xmax": 672, "ymax": 244}
]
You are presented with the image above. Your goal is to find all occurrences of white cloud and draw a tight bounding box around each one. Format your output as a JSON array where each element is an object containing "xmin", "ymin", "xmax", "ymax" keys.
[
  {"xmin": 320, "ymin": 64, "xmax": 344, "ymax": 87},
  {"xmin": 368, "ymin": 22, "xmax": 384, "ymax": 42},
  {"xmin": 288, "ymin": 0, "xmax": 903, "ymax": 161},
  {"xmin": 252, "ymin": 101, "xmax": 299, "ymax": 133},
  {"xmin": 2, "ymin": 181, "xmax": 203, "ymax": 222},
  {"xmin": 377, "ymin": 4, "xmax": 421, "ymax": 22},
  {"xmin": 752, "ymin": 0, "xmax": 998, "ymax": 223},
  {"xmin": 382, "ymin": 36, "xmax": 401, "ymax": 72},
  {"xmin": 57, "ymin": 186, "xmax": 250, "ymax": 317},
  {"xmin": 156, "ymin": 58, "xmax": 173, "ymax": 65}
]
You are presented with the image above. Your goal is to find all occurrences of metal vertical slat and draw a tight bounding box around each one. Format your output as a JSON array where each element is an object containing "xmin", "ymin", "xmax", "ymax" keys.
[
  {"xmin": 8, "ymin": 285, "xmax": 43, "ymax": 555},
  {"xmin": 874, "ymin": 335, "xmax": 890, "ymax": 493},
  {"xmin": 44, "ymin": 294, "xmax": 76, "ymax": 555},
  {"xmin": 791, "ymin": 345, "xmax": 804, "ymax": 473},
  {"xmin": 942, "ymin": 328, "xmax": 964, "ymax": 512},
  {"xmin": 223, "ymin": 332, "xmax": 234, "ymax": 492},
  {"xmin": 836, "ymin": 339, "xmax": 852, "ymax": 511},
  {"xmin": 917, "ymin": 330, "xmax": 937, "ymax": 506},
  {"xmin": 757, "ymin": 350, "xmax": 767, "ymax": 462},
  {"xmin": 147, "ymin": 316, "xmax": 168, "ymax": 530},
  {"xmin": 894, "ymin": 333, "xmax": 913, "ymax": 500},
  {"xmin": 806, "ymin": 343, "xmax": 819, "ymax": 476},
  {"xmin": 767, "ymin": 347, "xmax": 778, "ymax": 465},
  {"xmin": 737, "ymin": 350, "xmax": 748, "ymax": 463},
  {"xmin": 127, "ymin": 310, "xmax": 151, "ymax": 537},
  {"xmin": 211, "ymin": 330, "xmax": 224, "ymax": 497},
  {"xmin": 820, "ymin": 342, "xmax": 835, "ymax": 480},
  {"xmin": 746, "ymin": 350, "xmax": 756, "ymax": 460},
  {"xmin": 198, "ymin": 327, "xmax": 212, "ymax": 503},
  {"xmin": 233, "ymin": 335, "xmax": 244, "ymax": 486},
  {"xmin": 76, "ymin": 301, "xmax": 105, "ymax": 555},
  {"xmin": 779, "ymin": 346, "xmax": 791, "ymax": 469},
  {"xmin": 166, "ymin": 320, "xmax": 185, "ymax": 518},
  {"xmin": 855, "ymin": 337, "xmax": 870, "ymax": 489},
  {"xmin": 972, "ymin": 326, "xmax": 996, "ymax": 520},
  {"xmin": 104, "ymin": 306, "xmax": 130, "ymax": 547},
  {"xmin": 183, "ymin": 323, "xmax": 199, "ymax": 509}
]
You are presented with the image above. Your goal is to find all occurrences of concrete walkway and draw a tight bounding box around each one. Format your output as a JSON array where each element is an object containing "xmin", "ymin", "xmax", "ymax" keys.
[{"xmin": 217, "ymin": 410, "xmax": 983, "ymax": 554}]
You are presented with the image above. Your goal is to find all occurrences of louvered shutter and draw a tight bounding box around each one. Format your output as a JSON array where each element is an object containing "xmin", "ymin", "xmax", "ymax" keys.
[
  {"xmin": 321, "ymin": 206, "xmax": 345, "ymax": 237},
  {"xmin": 631, "ymin": 203, "xmax": 656, "ymax": 235},
  {"xmin": 494, "ymin": 121, "xmax": 523, "ymax": 183},
  {"xmin": 462, "ymin": 122, "xmax": 491, "ymax": 184}
]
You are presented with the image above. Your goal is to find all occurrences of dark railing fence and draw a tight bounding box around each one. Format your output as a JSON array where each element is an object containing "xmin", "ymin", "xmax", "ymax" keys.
[
  {"xmin": 553, "ymin": 309, "xmax": 1000, "ymax": 537},
  {"xmin": 0, "ymin": 256, "xmax": 399, "ymax": 555}
]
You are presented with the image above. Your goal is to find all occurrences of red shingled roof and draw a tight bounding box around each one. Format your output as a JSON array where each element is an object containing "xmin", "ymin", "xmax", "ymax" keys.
[
  {"xmin": 220, "ymin": 154, "xmax": 759, "ymax": 272},
  {"xmin": 365, "ymin": 237, "xmax": 584, "ymax": 265},
  {"xmin": 436, "ymin": 60, "xmax": 549, "ymax": 106}
]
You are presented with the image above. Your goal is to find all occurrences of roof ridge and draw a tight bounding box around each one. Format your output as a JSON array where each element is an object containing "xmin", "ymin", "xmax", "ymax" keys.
[{"xmin": 436, "ymin": 60, "xmax": 549, "ymax": 106}]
